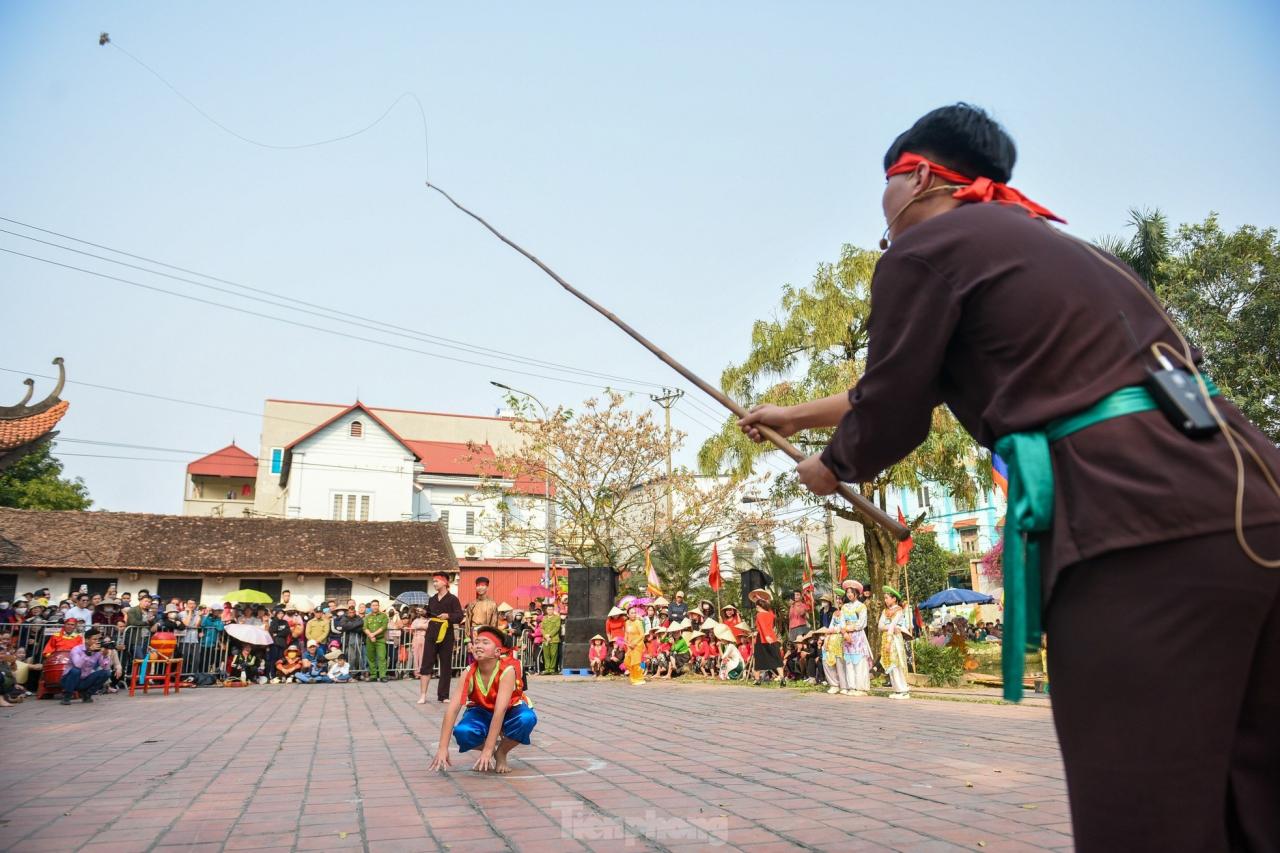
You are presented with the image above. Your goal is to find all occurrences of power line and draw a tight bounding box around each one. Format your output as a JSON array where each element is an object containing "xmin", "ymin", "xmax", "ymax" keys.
[
  {"xmin": 0, "ymin": 217, "xmax": 677, "ymax": 390},
  {"xmin": 0, "ymin": 245, "xmax": 657, "ymax": 393}
]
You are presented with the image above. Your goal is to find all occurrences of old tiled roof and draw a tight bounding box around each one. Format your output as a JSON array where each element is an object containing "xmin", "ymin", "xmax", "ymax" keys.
[
  {"xmin": 187, "ymin": 443, "xmax": 257, "ymax": 478},
  {"xmin": 0, "ymin": 508, "xmax": 457, "ymax": 575},
  {"xmin": 0, "ymin": 400, "xmax": 69, "ymax": 451}
]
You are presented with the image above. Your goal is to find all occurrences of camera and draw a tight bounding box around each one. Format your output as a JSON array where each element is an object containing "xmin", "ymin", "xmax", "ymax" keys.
[{"xmin": 98, "ymin": 637, "xmax": 117, "ymax": 650}]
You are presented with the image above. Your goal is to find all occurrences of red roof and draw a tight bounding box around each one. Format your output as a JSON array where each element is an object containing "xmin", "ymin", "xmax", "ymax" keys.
[
  {"xmin": 187, "ymin": 443, "xmax": 257, "ymax": 478},
  {"xmin": 407, "ymin": 440, "xmax": 498, "ymax": 476},
  {"xmin": 0, "ymin": 399, "xmax": 69, "ymax": 451},
  {"xmin": 409, "ymin": 441, "xmax": 551, "ymax": 496}
]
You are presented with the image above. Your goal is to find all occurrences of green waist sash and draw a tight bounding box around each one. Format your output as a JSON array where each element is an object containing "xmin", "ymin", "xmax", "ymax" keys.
[{"xmin": 995, "ymin": 379, "xmax": 1219, "ymax": 701}]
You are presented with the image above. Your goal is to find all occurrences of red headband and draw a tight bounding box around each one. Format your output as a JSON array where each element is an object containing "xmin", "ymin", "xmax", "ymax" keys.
[{"xmin": 886, "ymin": 153, "xmax": 1065, "ymax": 224}]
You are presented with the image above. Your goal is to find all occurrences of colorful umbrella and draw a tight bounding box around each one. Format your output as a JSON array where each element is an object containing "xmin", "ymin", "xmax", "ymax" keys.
[
  {"xmin": 513, "ymin": 585, "xmax": 555, "ymax": 602},
  {"xmin": 223, "ymin": 589, "xmax": 273, "ymax": 605}
]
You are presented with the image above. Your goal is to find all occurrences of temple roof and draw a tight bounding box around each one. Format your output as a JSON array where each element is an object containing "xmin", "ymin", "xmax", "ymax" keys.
[{"xmin": 0, "ymin": 400, "xmax": 68, "ymax": 452}]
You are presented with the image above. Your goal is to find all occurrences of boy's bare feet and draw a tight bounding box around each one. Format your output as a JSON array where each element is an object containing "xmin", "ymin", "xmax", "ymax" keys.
[{"xmin": 494, "ymin": 737, "xmax": 517, "ymax": 774}]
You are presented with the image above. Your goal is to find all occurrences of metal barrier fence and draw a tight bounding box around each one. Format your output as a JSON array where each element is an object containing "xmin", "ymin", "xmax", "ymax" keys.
[{"xmin": 1, "ymin": 622, "xmax": 542, "ymax": 688}]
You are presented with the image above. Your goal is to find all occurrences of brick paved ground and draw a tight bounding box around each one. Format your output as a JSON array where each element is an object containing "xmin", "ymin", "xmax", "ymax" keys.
[{"xmin": 0, "ymin": 678, "xmax": 1072, "ymax": 852}]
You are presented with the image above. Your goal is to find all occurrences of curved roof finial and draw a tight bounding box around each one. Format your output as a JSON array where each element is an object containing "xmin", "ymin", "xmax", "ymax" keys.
[{"xmin": 0, "ymin": 357, "xmax": 67, "ymax": 419}]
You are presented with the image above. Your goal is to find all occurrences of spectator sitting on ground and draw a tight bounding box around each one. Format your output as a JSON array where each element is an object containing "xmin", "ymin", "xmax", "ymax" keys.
[
  {"xmin": 0, "ymin": 635, "xmax": 19, "ymax": 706},
  {"xmin": 61, "ymin": 628, "xmax": 112, "ymax": 704},
  {"xmin": 274, "ymin": 647, "xmax": 304, "ymax": 682},
  {"xmin": 328, "ymin": 652, "xmax": 351, "ymax": 683},
  {"xmin": 230, "ymin": 645, "xmax": 262, "ymax": 683},
  {"xmin": 297, "ymin": 640, "xmax": 331, "ymax": 683},
  {"xmin": 588, "ymin": 635, "xmax": 607, "ymax": 677}
]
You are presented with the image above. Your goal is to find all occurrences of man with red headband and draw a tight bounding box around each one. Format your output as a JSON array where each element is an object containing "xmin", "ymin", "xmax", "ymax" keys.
[
  {"xmin": 739, "ymin": 103, "xmax": 1280, "ymax": 850},
  {"xmin": 418, "ymin": 571, "xmax": 464, "ymax": 705}
]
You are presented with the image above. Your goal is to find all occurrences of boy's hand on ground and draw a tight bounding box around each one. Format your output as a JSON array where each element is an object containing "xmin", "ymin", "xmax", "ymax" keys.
[
  {"xmin": 428, "ymin": 749, "xmax": 451, "ymax": 772},
  {"xmin": 473, "ymin": 749, "xmax": 496, "ymax": 772}
]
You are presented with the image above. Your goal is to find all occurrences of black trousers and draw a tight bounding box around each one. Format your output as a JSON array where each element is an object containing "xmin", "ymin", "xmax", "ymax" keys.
[
  {"xmin": 1046, "ymin": 525, "xmax": 1280, "ymax": 852},
  {"xmin": 419, "ymin": 634, "xmax": 455, "ymax": 700}
]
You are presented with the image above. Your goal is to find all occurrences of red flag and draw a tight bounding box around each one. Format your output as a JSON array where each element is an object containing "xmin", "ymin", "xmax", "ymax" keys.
[
  {"xmin": 838, "ymin": 552, "xmax": 848, "ymax": 583},
  {"xmin": 708, "ymin": 543, "xmax": 722, "ymax": 592},
  {"xmin": 896, "ymin": 507, "xmax": 915, "ymax": 566}
]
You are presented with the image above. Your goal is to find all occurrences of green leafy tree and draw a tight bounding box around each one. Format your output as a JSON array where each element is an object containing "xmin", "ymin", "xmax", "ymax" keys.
[
  {"xmin": 1100, "ymin": 210, "xmax": 1280, "ymax": 442},
  {"xmin": 0, "ymin": 443, "xmax": 92, "ymax": 510},
  {"xmin": 903, "ymin": 532, "xmax": 967, "ymax": 605},
  {"xmin": 1161, "ymin": 216, "xmax": 1280, "ymax": 441},
  {"xmin": 698, "ymin": 244, "xmax": 985, "ymax": 642}
]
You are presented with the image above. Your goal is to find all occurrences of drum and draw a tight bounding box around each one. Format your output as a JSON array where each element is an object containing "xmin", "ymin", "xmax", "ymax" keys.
[
  {"xmin": 150, "ymin": 631, "xmax": 177, "ymax": 659},
  {"xmin": 39, "ymin": 650, "xmax": 70, "ymax": 699}
]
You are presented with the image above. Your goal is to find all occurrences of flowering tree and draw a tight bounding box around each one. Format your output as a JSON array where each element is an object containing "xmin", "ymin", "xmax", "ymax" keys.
[{"xmin": 473, "ymin": 392, "xmax": 771, "ymax": 575}]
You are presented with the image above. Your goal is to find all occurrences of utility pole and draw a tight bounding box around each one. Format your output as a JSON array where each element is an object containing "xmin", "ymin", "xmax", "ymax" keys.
[
  {"xmin": 649, "ymin": 388, "xmax": 684, "ymax": 528},
  {"xmin": 825, "ymin": 505, "xmax": 837, "ymax": 596}
]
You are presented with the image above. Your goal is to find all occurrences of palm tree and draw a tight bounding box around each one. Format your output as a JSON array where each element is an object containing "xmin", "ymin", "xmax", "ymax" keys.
[
  {"xmin": 1097, "ymin": 208, "xmax": 1170, "ymax": 291},
  {"xmin": 649, "ymin": 533, "xmax": 710, "ymax": 597}
]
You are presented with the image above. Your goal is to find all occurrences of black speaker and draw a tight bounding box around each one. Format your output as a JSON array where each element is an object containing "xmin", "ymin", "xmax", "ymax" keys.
[
  {"xmin": 562, "ymin": 618, "xmax": 598, "ymax": 669},
  {"xmin": 564, "ymin": 566, "xmax": 616, "ymax": 669},
  {"xmin": 568, "ymin": 566, "xmax": 616, "ymax": 621},
  {"xmin": 739, "ymin": 568, "xmax": 773, "ymax": 612}
]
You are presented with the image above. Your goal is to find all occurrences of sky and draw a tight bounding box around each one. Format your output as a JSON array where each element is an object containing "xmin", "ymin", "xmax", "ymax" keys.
[{"xmin": 2, "ymin": 1, "xmax": 1278, "ymax": 514}]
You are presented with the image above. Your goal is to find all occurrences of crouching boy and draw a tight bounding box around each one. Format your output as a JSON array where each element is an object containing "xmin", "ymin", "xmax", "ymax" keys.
[{"xmin": 429, "ymin": 626, "xmax": 537, "ymax": 774}]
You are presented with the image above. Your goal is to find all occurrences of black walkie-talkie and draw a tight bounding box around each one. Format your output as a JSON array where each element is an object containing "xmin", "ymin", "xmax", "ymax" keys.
[{"xmin": 1119, "ymin": 313, "xmax": 1220, "ymax": 439}]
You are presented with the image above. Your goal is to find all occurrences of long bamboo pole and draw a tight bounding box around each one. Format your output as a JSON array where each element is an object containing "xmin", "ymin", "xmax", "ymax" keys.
[{"xmin": 426, "ymin": 182, "xmax": 910, "ymax": 541}]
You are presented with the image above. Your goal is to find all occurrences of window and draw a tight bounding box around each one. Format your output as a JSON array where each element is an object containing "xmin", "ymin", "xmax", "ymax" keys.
[
  {"xmin": 332, "ymin": 493, "xmax": 372, "ymax": 521},
  {"xmin": 390, "ymin": 578, "xmax": 437, "ymax": 599},
  {"xmin": 69, "ymin": 577, "xmax": 116, "ymax": 597},
  {"xmin": 270, "ymin": 448, "xmax": 284, "ymax": 474},
  {"xmin": 959, "ymin": 527, "xmax": 980, "ymax": 554},
  {"xmin": 349, "ymin": 420, "xmax": 363, "ymax": 438},
  {"xmin": 0, "ymin": 574, "xmax": 16, "ymax": 603},
  {"xmin": 916, "ymin": 486, "xmax": 931, "ymax": 508},
  {"xmin": 239, "ymin": 579, "xmax": 283, "ymax": 601},
  {"xmin": 324, "ymin": 578, "xmax": 352, "ymax": 601},
  {"xmin": 438, "ymin": 509, "xmax": 450, "ymax": 529},
  {"xmin": 465, "ymin": 510, "xmax": 476, "ymax": 536},
  {"xmin": 157, "ymin": 578, "xmax": 203, "ymax": 604}
]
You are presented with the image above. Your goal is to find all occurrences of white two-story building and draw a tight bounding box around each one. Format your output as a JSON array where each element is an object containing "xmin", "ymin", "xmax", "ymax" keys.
[{"xmin": 183, "ymin": 399, "xmax": 553, "ymax": 603}]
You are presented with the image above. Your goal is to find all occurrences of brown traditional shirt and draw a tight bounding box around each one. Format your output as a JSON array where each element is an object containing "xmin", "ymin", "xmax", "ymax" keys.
[
  {"xmin": 821, "ymin": 203, "xmax": 1280, "ymax": 600},
  {"xmin": 465, "ymin": 598, "xmax": 499, "ymax": 633}
]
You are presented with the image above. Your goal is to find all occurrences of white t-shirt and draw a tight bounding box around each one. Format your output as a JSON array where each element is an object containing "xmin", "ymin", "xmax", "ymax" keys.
[
  {"xmin": 719, "ymin": 643, "xmax": 744, "ymax": 672},
  {"xmin": 65, "ymin": 606, "xmax": 94, "ymax": 624}
]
